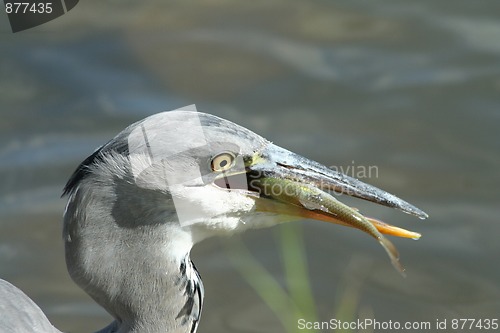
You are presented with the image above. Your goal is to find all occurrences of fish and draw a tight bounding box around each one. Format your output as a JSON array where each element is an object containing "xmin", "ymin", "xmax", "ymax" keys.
[{"xmin": 254, "ymin": 176, "xmax": 421, "ymax": 275}]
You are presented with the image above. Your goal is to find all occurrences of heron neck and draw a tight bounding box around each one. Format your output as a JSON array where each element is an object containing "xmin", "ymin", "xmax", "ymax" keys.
[{"xmin": 63, "ymin": 182, "xmax": 203, "ymax": 333}]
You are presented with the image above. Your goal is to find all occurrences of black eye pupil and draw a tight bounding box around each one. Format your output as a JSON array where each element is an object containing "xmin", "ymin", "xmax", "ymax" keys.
[{"xmin": 219, "ymin": 160, "xmax": 228, "ymax": 168}]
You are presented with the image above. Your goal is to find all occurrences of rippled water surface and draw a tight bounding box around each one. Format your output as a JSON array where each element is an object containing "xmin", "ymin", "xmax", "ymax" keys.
[{"xmin": 1, "ymin": 1, "xmax": 499, "ymax": 332}]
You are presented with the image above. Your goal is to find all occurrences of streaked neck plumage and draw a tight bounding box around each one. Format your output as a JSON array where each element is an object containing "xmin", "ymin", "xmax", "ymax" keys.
[{"xmin": 63, "ymin": 157, "xmax": 203, "ymax": 333}]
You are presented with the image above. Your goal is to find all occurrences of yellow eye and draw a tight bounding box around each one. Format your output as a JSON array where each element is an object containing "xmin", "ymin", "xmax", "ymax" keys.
[{"xmin": 211, "ymin": 152, "xmax": 235, "ymax": 172}]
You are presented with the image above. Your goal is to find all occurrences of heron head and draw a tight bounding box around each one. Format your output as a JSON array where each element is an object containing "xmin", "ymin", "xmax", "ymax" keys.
[{"xmin": 63, "ymin": 106, "xmax": 426, "ymax": 271}]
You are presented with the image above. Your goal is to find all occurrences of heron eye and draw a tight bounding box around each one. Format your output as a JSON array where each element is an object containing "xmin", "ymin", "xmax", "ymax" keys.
[{"xmin": 211, "ymin": 152, "xmax": 235, "ymax": 172}]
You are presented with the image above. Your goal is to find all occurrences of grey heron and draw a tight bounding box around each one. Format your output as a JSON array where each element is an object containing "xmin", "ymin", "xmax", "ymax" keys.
[{"xmin": 0, "ymin": 105, "xmax": 427, "ymax": 333}]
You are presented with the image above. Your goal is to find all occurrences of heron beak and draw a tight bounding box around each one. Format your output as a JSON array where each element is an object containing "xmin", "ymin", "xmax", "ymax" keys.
[
  {"xmin": 246, "ymin": 143, "xmax": 427, "ymax": 240},
  {"xmin": 247, "ymin": 144, "xmax": 428, "ymax": 223}
]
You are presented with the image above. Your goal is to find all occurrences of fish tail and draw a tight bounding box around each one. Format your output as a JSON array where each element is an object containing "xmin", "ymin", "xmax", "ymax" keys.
[{"xmin": 378, "ymin": 236, "xmax": 406, "ymax": 277}]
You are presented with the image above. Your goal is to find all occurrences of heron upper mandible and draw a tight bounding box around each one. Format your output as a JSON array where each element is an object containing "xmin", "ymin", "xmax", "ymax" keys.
[{"xmin": 0, "ymin": 106, "xmax": 427, "ymax": 333}]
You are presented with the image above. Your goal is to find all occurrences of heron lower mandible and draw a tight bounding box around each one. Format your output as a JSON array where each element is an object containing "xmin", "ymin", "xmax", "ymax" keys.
[{"xmin": 0, "ymin": 105, "xmax": 427, "ymax": 333}]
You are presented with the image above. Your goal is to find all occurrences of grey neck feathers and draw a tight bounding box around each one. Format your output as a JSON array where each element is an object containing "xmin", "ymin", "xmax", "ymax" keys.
[{"xmin": 63, "ymin": 165, "xmax": 203, "ymax": 333}]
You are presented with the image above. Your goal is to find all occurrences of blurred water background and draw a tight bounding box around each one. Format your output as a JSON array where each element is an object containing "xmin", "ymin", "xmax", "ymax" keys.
[{"xmin": 1, "ymin": 1, "xmax": 499, "ymax": 332}]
